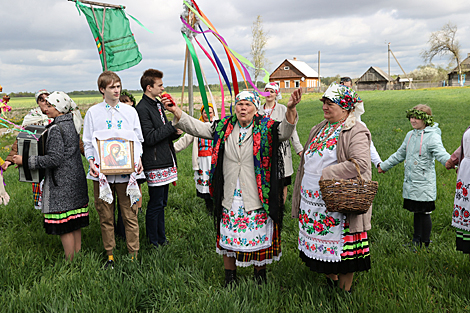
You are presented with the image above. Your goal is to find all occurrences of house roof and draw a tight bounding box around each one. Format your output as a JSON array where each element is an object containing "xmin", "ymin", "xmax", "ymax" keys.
[
  {"xmin": 448, "ymin": 55, "xmax": 470, "ymax": 74},
  {"xmin": 286, "ymin": 59, "xmax": 320, "ymax": 78},
  {"xmin": 357, "ymin": 66, "xmax": 392, "ymax": 82}
]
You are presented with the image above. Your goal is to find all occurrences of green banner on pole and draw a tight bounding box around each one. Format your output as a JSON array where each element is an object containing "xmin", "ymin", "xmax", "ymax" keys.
[{"xmin": 78, "ymin": 4, "xmax": 142, "ymax": 72}]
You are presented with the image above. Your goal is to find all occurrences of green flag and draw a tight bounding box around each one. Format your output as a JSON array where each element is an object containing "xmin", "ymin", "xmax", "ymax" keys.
[{"xmin": 78, "ymin": 5, "xmax": 142, "ymax": 72}]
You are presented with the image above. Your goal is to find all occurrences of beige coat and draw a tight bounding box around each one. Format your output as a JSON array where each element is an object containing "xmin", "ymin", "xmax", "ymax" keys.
[
  {"xmin": 291, "ymin": 115, "xmax": 372, "ymax": 233},
  {"xmin": 174, "ymin": 133, "xmax": 199, "ymax": 170},
  {"xmin": 259, "ymin": 103, "xmax": 303, "ymax": 177},
  {"xmin": 175, "ymin": 112, "xmax": 297, "ymax": 212}
]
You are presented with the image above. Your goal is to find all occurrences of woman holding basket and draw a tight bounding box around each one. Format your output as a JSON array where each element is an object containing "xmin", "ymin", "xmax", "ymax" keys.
[{"xmin": 292, "ymin": 83, "xmax": 372, "ymax": 293}]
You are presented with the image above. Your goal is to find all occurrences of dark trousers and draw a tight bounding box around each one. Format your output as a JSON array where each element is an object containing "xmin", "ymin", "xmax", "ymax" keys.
[
  {"xmin": 146, "ymin": 184, "xmax": 169, "ymax": 246},
  {"xmin": 413, "ymin": 213, "xmax": 432, "ymax": 245}
]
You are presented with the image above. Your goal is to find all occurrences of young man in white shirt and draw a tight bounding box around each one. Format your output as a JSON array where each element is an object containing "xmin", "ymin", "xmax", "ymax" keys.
[{"xmin": 83, "ymin": 71, "xmax": 144, "ymax": 268}]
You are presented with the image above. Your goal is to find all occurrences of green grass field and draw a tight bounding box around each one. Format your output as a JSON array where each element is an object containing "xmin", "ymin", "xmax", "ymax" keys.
[{"xmin": 0, "ymin": 88, "xmax": 469, "ymax": 312}]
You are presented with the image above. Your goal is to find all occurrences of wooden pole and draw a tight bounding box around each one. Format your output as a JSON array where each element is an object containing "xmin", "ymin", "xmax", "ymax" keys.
[
  {"xmin": 388, "ymin": 43, "xmax": 391, "ymax": 90},
  {"xmin": 180, "ymin": 46, "xmax": 189, "ymax": 108},
  {"xmin": 389, "ymin": 49, "xmax": 414, "ymax": 89},
  {"xmin": 68, "ymin": 0, "xmax": 125, "ymax": 9},
  {"xmin": 91, "ymin": 5, "xmax": 108, "ymax": 71},
  {"xmin": 188, "ymin": 12, "xmax": 195, "ymax": 117}
]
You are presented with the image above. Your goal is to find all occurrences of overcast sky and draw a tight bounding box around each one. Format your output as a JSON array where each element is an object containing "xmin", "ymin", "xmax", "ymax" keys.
[{"xmin": 1, "ymin": 0, "xmax": 470, "ymax": 93}]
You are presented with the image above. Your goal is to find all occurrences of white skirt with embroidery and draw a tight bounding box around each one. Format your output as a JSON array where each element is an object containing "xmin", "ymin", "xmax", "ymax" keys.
[
  {"xmin": 218, "ymin": 180, "xmax": 273, "ymax": 253},
  {"xmin": 194, "ymin": 155, "xmax": 211, "ymax": 195}
]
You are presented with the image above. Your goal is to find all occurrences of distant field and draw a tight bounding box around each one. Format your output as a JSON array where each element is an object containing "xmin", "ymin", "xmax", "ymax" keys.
[{"xmin": 0, "ymin": 87, "xmax": 469, "ymax": 312}]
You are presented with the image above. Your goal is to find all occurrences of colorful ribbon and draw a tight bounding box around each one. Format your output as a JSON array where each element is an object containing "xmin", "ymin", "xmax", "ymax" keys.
[
  {"xmin": 182, "ymin": 0, "xmax": 270, "ymax": 97},
  {"xmin": 193, "ymin": 36, "xmax": 225, "ymax": 119},
  {"xmin": 181, "ymin": 32, "xmax": 209, "ymax": 121}
]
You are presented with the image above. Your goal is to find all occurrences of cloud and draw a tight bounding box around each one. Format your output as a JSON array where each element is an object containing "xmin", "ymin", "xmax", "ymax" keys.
[{"xmin": 1, "ymin": 0, "xmax": 470, "ymax": 92}]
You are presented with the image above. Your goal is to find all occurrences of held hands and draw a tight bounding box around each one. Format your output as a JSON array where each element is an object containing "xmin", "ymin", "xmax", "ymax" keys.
[
  {"xmin": 287, "ymin": 87, "xmax": 303, "ymax": 110},
  {"xmin": 1, "ymin": 161, "xmax": 11, "ymax": 171},
  {"xmin": 377, "ymin": 165, "xmax": 385, "ymax": 174},
  {"xmin": 445, "ymin": 158, "xmax": 456, "ymax": 170}
]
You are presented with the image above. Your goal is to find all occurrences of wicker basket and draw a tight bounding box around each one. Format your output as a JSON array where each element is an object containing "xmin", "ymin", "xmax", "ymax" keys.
[{"xmin": 319, "ymin": 159, "xmax": 378, "ymax": 214}]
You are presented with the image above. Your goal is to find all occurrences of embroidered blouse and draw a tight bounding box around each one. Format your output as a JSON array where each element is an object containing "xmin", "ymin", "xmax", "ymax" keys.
[{"xmin": 83, "ymin": 101, "xmax": 144, "ymax": 183}]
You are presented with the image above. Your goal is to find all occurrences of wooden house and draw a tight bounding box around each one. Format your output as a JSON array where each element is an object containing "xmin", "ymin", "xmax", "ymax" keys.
[
  {"xmin": 447, "ymin": 53, "xmax": 470, "ymax": 86},
  {"xmin": 269, "ymin": 58, "xmax": 320, "ymax": 92},
  {"xmin": 356, "ymin": 66, "xmax": 392, "ymax": 91}
]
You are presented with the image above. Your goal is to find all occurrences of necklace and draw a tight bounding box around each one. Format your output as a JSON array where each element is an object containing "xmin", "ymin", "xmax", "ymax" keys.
[
  {"xmin": 263, "ymin": 102, "xmax": 276, "ymax": 118},
  {"xmin": 238, "ymin": 120, "xmax": 253, "ymax": 146},
  {"xmin": 306, "ymin": 117, "xmax": 346, "ymax": 156}
]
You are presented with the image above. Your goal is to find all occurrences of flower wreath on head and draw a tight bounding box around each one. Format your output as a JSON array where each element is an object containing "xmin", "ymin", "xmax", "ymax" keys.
[
  {"xmin": 121, "ymin": 90, "xmax": 136, "ymax": 106},
  {"xmin": 406, "ymin": 109, "xmax": 434, "ymax": 127}
]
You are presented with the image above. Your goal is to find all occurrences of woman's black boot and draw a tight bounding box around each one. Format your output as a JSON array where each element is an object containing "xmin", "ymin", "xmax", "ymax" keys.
[
  {"xmin": 224, "ymin": 269, "xmax": 237, "ymax": 288},
  {"xmin": 254, "ymin": 268, "xmax": 267, "ymax": 285}
]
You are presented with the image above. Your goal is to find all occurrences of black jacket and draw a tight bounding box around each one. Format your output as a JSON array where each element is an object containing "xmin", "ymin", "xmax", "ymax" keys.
[{"xmin": 136, "ymin": 94, "xmax": 180, "ymax": 171}]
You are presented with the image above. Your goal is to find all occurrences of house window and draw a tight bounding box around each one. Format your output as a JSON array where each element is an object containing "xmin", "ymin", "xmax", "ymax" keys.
[
  {"xmin": 294, "ymin": 80, "xmax": 300, "ymax": 88},
  {"xmin": 284, "ymin": 81, "xmax": 290, "ymax": 88},
  {"xmin": 284, "ymin": 66, "xmax": 290, "ymax": 70}
]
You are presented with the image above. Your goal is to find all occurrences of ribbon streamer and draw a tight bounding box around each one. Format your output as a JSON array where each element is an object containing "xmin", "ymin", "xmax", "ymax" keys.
[
  {"xmin": 193, "ymin": 36, "xmax": 225, "ymax": 119},
  {"xmin": 181, "ymin": 32, "xmax": 209, "ymax": 120},
  {"xmin": 180, "ymin": 8, "xmax": 269, "ymax": 98}
]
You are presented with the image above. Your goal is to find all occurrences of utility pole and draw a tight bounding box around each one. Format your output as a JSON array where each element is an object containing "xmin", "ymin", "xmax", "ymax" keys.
[
  {"xmin": 388, "ymin": 42, "xmax": 391, "ymax": 90},
  {"xmin": 318, "ymin": 51, "xmax": 321, "ymax": 93}
]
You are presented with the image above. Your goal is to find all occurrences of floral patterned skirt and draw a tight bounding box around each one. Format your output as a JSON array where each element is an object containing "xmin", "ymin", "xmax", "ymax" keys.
[
  {"xmin": 194, "ymin": 156, "xmax": 211, "ymax": 195},
  {"xmin": 44, "ymin": 204, "xmax": 89, "ymax": 235},
  {"xmin": 300, "ymin": 223, "xmax": 370, "ymax": 274},
  {"xmin": 216, "ymin": 222, "xmax": 281, "ymax": 267},
  {"xmin": 452, "ymin": 157, "xmax": 470, "ymax": 231}
]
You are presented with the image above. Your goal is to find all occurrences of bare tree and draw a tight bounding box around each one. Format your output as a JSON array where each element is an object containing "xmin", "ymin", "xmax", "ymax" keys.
[
  {"xmin": 421, "ymin": 23, "xmax": 463, "ymax": 86},
  {"xmin": 250, "ymin": 15, "xmax": 270, "ymax": 87}
]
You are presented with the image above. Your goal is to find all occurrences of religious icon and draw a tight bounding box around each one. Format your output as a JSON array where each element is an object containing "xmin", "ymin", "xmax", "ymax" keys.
[{"xmin": 97, "ymin": 138, "xmax": 134, "ymax": 175}]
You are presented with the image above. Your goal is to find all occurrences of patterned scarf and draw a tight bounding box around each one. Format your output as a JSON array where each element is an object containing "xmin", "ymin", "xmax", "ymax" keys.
[{"xmin": 209, "ymin": 113, "xmax": 284, "ymax": 225}]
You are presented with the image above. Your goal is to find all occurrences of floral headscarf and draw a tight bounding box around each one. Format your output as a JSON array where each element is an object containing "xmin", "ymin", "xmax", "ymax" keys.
[
  {"xmin": 35, "ymin": 89, "xmax": 50, "ymax": 103},
  {"xmin": 321, "ymin": 82, "xmax": 362, "ymax": 111},
  {"xmin": 46, "ymin": 91, "xmax": 84, "ymax": 134},
  {"xmin": 264, "ymin": 82, "xmax": 282, "ymax": 100},
  {"xmin": 235, "ymin": 91, "xmax": 261, "ymax": 109},
  {"xmin": 199, "ymin": 103, "xmax": 214, "ymax": 122}
]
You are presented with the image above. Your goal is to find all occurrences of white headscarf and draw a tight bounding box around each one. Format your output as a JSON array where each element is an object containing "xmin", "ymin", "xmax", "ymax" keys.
[
  {"xmin": 46, "ymin": 91, "xmax": 84, "ymax": 134},
  {"xmin": 264, "ymin": 82, "xmax": 282, "ymax": 100}
]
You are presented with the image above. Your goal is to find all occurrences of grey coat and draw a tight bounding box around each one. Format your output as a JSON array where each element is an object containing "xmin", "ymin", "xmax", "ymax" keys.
[{"xmin": 29, "ymin": 114, "xmax": 88, "ymax": 214}]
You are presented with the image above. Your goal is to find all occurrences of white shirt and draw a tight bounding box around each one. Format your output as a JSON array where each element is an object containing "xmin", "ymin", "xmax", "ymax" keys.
[{"xmin": 83, "ymin": 101, "xmax": 144, "ymax": 183}]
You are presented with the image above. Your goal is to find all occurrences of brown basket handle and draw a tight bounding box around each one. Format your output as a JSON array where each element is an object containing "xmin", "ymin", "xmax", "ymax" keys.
[{"xmin": 348, "ymin": 158, "xmax": 364, "ymax": 184}]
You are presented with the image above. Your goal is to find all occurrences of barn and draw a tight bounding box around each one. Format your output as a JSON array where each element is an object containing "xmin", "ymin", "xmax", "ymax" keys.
[
  {"xmin": 447, "ymin": 53, "xmax": 470, "ymax": 86},
  {"xmin": 356, "ymin": 66, "xmax": 392, "ymax": 91},
  {"xmin": 269, "ymin": 58, "xmax": 320, "ymax": 92}
]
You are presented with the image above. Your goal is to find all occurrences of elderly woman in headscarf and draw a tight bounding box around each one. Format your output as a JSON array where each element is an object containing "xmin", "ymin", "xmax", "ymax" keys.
[
  {"xmin": 13, "ymin": 91, "xmax": 89, "ymax": 261},
  {"xmin": 291, "ymin": 83, "xmax": 371, "ymax": 293},
  {"xmin": 260, "ymin": 82, "xmax": 303, "ymax": 203},
  {"xmin": 174, "ymin": 103, "xmax": 216, "ymax": 213},
  {"xmin": 164, "ymin": 89, "xmax": 302, "ymax": 286}
]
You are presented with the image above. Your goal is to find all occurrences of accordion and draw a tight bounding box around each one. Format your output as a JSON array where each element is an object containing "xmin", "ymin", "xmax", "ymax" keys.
[{"xmin": 17, "ymin": 125, "xmax": 48, "ymax": 183}]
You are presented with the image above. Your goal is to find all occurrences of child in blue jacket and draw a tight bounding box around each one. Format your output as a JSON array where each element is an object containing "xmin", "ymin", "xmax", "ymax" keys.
[{"xmin": 378, "ymin": 104, "xmax": 450, "ymax": 247}]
